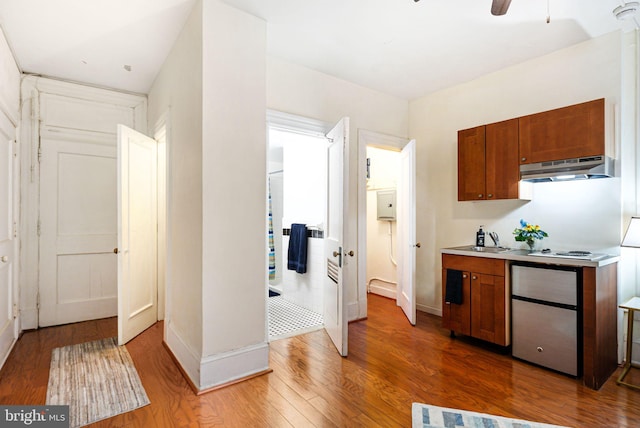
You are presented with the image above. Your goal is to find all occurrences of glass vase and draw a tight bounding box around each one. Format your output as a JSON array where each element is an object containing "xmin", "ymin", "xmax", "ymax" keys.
[{"xmin": 526, "ymin": 239, "xmax": 536, "ymax": 252}]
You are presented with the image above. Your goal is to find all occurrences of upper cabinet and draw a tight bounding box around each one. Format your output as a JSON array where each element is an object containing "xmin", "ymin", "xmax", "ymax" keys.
[
  {"xmin": 458, "ymin": 118, "xmax": 521, "ymax": 201},
  {"xmin": 457, "ymin": 98, "xmax": 607, "ymax": 201},
  {"xmin": 518, "ymin": 98, "xmax": 605, "ymax": 165}
]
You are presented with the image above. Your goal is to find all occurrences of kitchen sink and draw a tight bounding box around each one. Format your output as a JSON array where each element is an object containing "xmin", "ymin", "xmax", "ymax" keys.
[{"xmin": 467, "ymin": 246, "xmax": 512, "ymax": 253}]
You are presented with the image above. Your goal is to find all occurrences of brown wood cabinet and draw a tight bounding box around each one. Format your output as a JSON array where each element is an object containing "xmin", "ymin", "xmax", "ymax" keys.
[
  {"xmin": 519, "ymin": 98, "xmax": 604, "ymax": 164},
  {"xmin": 458, "ymin": 118, "xmax": 520, "ymax": 201},
  {"xmin": 442, "ymin": 254, "xmax": 508, "ymax": 346}
]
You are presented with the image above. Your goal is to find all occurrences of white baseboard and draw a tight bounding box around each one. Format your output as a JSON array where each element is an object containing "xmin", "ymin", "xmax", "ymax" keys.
[
  {"xmin": 418, "ymin": 303, "xmax": 441, "ymax": 317},
  {"xmin": 165, "ymin": 321, "xmax": 201, "ymax": 389},
  {"xmin": 200, "ymin": 342, "xmax": 269, "ymax": 391},
  {"xmin": 369, "ymin": 285, "xmax": 396, "ymax": 300},
  {"xmin": 20, "ymin": 308, "xmax": 38, "ymax": 330}
]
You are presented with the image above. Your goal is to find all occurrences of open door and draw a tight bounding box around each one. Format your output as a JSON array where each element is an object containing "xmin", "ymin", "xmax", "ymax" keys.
[
  {"xmin": 0, "ymin": 116, "xmax": 17, "ymax": 365},
  {"xmin": 324, "ymin": 118, "xmax": 349, "ymax": 356},
  {"xmin": 117, "ymin": 125, "xmax": 158, "ymax": 345},
  {"xmin": 397, "ymin": 140, "xmax": 417, "ymax": 325}
]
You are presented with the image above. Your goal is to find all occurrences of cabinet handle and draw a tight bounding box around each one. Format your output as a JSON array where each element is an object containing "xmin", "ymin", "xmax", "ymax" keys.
[
  {"xmin": 472, "ymin": 275, "xmax": 477, "ymax": 280},
  {"xmin": 521, "ymin": 157, "xmax": 527, "ymax": 162},
  {"xmin": 478, "ymin": 194, "xmax": 483, "ymax": 198},
  {"xmin": 462, "ymin": 274, "xmax": 468, "ymax": 279},
  {"xmin": 487, "ymin": 193, "xmax": 493, "ymax": 198}
]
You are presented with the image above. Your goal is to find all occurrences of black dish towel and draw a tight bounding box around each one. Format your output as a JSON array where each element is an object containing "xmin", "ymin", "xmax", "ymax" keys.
[
  {"xmin": 287, "ymin": 223, "xmax": 308, "ymax": 274},
  {"xmin": 445, "ymin": 269, "xmax": 463, "ymax": 305}
]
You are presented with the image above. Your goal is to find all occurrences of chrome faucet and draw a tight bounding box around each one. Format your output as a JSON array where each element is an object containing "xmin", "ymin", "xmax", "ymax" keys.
[{"xmin": 489, "ymin": 232, "xmax": 500, "ymax": 247}]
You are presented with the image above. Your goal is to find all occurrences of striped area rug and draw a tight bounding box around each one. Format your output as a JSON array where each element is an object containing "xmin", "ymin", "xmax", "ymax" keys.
[
  {"xmin": 46, "ymin": 337, "xmax": 150, "ymax": 427},
  {"xmin": 412, "ymin": 403, "xmax": 569, "ymax": 428}
]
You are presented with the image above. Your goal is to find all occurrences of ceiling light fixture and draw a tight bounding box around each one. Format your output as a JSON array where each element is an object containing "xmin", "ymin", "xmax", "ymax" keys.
[{"xmin": 613, "ymin": 1, "xmax": 640, "ymax": 20}]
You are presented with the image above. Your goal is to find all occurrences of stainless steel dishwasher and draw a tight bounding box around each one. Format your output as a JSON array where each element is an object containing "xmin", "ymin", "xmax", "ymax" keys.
[{"xmin": 511, "ymin": 262, "xmax": 581, "ymax": 376}]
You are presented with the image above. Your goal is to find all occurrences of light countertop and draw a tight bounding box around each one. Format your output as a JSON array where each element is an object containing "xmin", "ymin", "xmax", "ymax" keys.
[{"xmin": 441, "ymin": 245, "xmax": 619, "ymax": 268}]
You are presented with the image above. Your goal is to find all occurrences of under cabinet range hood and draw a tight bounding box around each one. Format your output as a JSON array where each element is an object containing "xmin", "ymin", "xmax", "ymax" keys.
[{"xmin": 519, "ymin": 155, "xmax": 614, "ymax": 182}]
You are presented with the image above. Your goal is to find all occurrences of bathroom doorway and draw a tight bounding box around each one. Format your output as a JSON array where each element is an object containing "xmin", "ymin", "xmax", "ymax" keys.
[{"xmin": 266, "ymin": 112, "xmax": 329, "ymax": 340}]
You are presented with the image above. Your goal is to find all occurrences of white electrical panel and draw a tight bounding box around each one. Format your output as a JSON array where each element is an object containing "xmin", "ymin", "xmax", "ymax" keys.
[{"xmin": 377, "ymin": 189, "xmax": 396, "ymax": 221}]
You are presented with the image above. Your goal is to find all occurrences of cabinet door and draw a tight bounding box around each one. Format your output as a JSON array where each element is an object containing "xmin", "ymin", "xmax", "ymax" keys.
[
  {"xmin": 519, "ymin": 99, "xmax": 604, "ymax": 164},
  {"xmin": 485, "ymin": 119, "xmax": 519, "ymax": 200},
  {"xmin": 458, "ymin": 126, "xmax": 485, "ymax": 201},
  {"xmin": 470, "ymin": 273, "xmax": 506, "ymax": 345},
  {"xmin": 442, "ymin": 269, "xmax": 471, "ymax": 336}
]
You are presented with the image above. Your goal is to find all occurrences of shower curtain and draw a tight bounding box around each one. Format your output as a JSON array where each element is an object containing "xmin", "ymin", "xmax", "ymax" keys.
[{"xmin": 268, "ymin": 177, "xmax": 276, "ymax": 280}]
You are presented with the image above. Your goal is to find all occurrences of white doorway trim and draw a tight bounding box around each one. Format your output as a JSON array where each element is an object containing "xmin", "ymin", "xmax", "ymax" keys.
[
  {"xmin": 357, "ymin": 129, "xmax": 411, "ymax": 320},
  {"xmin": 154, "ymin": 111, "xmax": 171, "ymax": 322}
]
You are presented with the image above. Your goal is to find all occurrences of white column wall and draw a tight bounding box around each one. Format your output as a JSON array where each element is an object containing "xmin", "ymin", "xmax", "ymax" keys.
[
  {"xmin": 200, "ymin": 0, "xmax": 268, "ymax": 389},
  {"xmin": 147, "ymin": 1, "xmax": 204, "ymax": 386}
]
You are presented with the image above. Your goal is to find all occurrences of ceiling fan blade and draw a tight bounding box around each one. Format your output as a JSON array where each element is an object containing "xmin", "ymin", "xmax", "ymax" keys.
[{"xmin": 491, "ymin": 0, "xmax": 512, "ymax": 16}]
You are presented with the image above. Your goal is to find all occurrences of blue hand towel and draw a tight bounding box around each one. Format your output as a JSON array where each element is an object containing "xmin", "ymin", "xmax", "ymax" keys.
[
  {"xmin": 287, "ymin": 223, "xmax": 308, "ymax": 274},
  {"xmin": 445, "ymin": 269, "xmax": 463, "ymax": 305}
]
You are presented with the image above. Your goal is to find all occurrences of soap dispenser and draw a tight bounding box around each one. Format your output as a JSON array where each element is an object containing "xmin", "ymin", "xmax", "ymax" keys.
[{"xmin": 476, "ymin": 225, "xmax": 485, "ymax": 247}]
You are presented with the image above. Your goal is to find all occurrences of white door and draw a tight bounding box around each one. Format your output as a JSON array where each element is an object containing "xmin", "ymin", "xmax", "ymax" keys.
[
  {"xmin": 0, "ymin": 112, "xmax": 17, "ymax": 364},
  {"xmin": 324, "ymin": 118, "xmax": 349, "ymax": 356},
  {"xmin": 117, "ymin": 125, "xmax": 158, "ymax": 345},
  {"xmin": 397, "ymin": 140, "xmax": 417, "ymax": 325},
  {"xmin": 39, "ymin": 132, "xmax": 118, "ymax": 326}
]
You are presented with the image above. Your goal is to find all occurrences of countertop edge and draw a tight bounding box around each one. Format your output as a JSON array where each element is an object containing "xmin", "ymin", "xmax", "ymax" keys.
[{"xmin": 440, "ymin": 247, "xmax": 620, "ymax": 268}]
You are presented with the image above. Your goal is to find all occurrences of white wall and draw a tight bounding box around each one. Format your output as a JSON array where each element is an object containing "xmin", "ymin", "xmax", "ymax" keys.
[
  {"xmin": 147, "ymin": 0, "xmax": 204, "ymax": 385},
  {"xmin": 200, "ymin": 0, "xmax": 268, "ymax": 388},
  {"xmin": 0, "ymin": 29, "xmax": 19, "ymax": 123},
  {"xmin": 278, "ymin": 130, "xmax": 327, "ymax": 313},
  {"xmin": 149, "ymin": 0, "xmax": 269, "ymax": 391},
  {"xmin": 409, "ymin": 31, "xmax": 627, "ymax": 316},
  {"xmin": 267, "ymin": 57, "xmax": 409, "ymax": 319}
]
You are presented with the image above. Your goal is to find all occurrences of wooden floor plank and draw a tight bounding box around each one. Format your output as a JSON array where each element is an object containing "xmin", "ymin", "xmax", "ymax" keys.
[{"xmin": 1, "ymin": 294, "xmax": 640, "ymax": 427}]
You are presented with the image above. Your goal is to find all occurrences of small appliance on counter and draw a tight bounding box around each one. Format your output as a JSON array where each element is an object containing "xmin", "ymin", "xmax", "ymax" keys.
[{"xmin": 528, "ymin": 249, "xmax": 608, "ymax": 262}]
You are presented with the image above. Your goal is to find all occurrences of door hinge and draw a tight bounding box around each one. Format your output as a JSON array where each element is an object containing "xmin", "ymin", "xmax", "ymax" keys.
[
  {"xmin": 36, "ymin": 292, "xmax": 40, "ymax": 310},
  {"xmin": 12, "ymin": 304, "xmax": 18, "ymax": 319},
  {"xmin": 12, "ymin": 139, "xmax": 17, "ymax": 158},
  {"xmin": 37, "ymin": 143, "xmax": 42, "ymax": 163},
  {"xmin": 13, "ymin": 221, "xmax": 17, "ymax": 238},
  {"xmin": 37, "ymin": 219, "xmax": 41, "ymax": 237}
]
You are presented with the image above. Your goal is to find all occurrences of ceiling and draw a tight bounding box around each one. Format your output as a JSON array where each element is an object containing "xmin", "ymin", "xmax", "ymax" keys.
[{"xmin": 0, "ymin": 0, "xmax": 633, "ymax": 99}]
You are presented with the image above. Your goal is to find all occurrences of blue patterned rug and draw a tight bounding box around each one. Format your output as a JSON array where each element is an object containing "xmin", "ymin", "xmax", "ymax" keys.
[{"xmin": 412, "ymin": 403, "xmax": 569, "ymax": 428}]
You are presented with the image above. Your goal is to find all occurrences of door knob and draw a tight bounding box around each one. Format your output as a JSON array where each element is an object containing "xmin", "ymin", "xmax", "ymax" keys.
[
  {"xmin": 347, "ymin": 250, "xmax": 354, "ymax": 257},
  {"xmin": 113, "ymin": 248, "xmax": 119, "ymax": 254},
  {"xmin": 414, "ymin": 242, "xmax": 421, "ymax": 248},
  {"xmin": 332, "ymin": 251, "xmax": 340, "ymax": 257},
  {"xmin": 0, "ymin": 256, "xmax": 7, "ymax": 263}
]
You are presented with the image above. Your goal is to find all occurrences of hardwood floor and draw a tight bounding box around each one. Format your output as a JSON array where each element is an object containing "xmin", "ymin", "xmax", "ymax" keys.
[{"xmin": 1, "ymin": 294, "xmax": 640, "ymax": 427}]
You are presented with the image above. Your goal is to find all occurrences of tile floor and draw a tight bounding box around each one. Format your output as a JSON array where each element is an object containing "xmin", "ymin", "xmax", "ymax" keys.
[{"xmin": 268, "ymin": 295, "xmax": 324, "ymax": 340}]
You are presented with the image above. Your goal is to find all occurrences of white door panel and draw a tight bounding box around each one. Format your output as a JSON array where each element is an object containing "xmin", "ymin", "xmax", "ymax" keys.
[
  {"xmin": 117, "ymin": 125, "xmax": 158, "ymax": 345},
  {"xmin": 324, "ymin": 118, "xmax": 349, "ymax": 356},
  {"xmin": 0, "ymin": 112, "xmax": 17, "ymax": 365},
  {"xmin": 39, "ymin": 138, "xmax": 118, "ymax": 326},
  {"xmin": 397, "ymin": 140, "xmax": 416, "ymax": 325}
]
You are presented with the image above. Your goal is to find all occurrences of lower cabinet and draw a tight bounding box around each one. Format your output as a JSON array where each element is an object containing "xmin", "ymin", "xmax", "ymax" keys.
[{"xmin": 442, "ymin": 254, "xmax": 508, "ymax": 346}]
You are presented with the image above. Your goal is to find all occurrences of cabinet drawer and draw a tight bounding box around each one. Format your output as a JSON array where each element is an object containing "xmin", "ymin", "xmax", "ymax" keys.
[{"xmin": 442, "ymin": 254, "xmax": 505, "ymax": 276}]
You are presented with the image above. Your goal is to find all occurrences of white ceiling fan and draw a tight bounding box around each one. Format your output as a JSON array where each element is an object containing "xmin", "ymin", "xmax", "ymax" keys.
[
  {"xmin": 491, "ymin": 0, "xmax": 513, "ymax": 16},
  {"xmin": 413, "ymin": 0, "xmax": 512, "ymax": 16}
]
